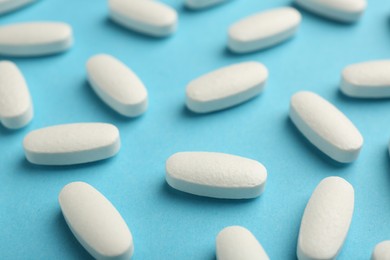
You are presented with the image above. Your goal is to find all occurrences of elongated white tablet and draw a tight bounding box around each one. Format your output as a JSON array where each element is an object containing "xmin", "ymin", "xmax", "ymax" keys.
[
  {"xmin": 0, "ymin": 0, "xmax": 35, "ymax": 15},
  {"xmin": 185, "ymin": 0, "xmax": 231, "ymax": 10},
  {"xmin": 372, "ymin": 241, "xmax": 390, "ymax": 260},
  {"xmin": 0, "ymin": 61, "xmax": 33, "ymax": 129},
  {"xmin": 87, "ymin": 54, "xmax": 148, "ymax": 117},
  {"xmin": 166, "ymin": 152, "xmax": 267, "ymax": 199},
  {"xmin": 108, "ymin": 0, "xmax": 177, "ymax": 37},
  {"xmin": 297, "ymin": 176, "xmax": 354, "ymax": 260},
  {"xmin": 23, "ymin": 123, "xmax": 120, "ymax": 165},
  {"xmin": 216, "ymin": 226, "xmax": 269, "ymax": 260},
  {"xmin": 59, "ymin": 182, "xmax": 133, "ymax": 260},
  {"xmin": 296, "ymin": 0, "xmax": 366, "ymax": 23},
  {"xmin": 228, "ymin": 7, "xmax": 301, "ymax": 53},
  {"xmin": 0, "ymin": 22, "xmax": 72, "ymax": 57},
  {"xmin": 341, "ymin": 60, "xmax": 390, "ymax": 98},
  {"xmin": 289, "ymin": 91, "xmax": 363, "ymax": 163},
  {"xmin": 186, "ymin": 62, "xmax": 268, "ymax": 113}
]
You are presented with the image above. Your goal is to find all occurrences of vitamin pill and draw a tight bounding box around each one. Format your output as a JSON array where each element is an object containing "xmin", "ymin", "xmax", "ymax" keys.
[
  {"xmin": 108, "ymin": 0, "xmax": 177, "ymax": 37},
  {"xmin": 165, "ymin": 152, "xmax": 267, "ymax": 199},
  {"xmin": 295, "ymin": 0, "xmax": 366, "ymax": 23},
  {"xmin": 228, "ymin": 7, "xmax": 301, "ymax": 53},
  {"xmin": 372, "ymin": 241, "xmax": 390, "ymax": 260},
  {"xmin": 341, "ymin": 60, "xmax": 390, "ymax": 98},
  {"xmin": 59, "ymin": 182, "xmax": 133, "ymax": 260},
  {"xmin": 297, "ymin": 176, "xmax": 354, "ymax": 260},
  {"xmin": 185, "ymin": 0, "xmax": 231, "ymax": 10},
  {"xmin": 23, "ymin": 123, "xmax": 120, "ymax": 165},
  {"xmin": 289, "ymin": 91, "xmax": 363, "ymax": 163},
  {"xmin": 0, "ymin": 61, "xmax": 33, "ymax": 129},
  {"xmin": 0, "ymin": 0, "xmax": 35, "ymax": 15},
  {"xmin": 216, "ymin": 226, "xmax": 269, "ymax": 260},
  {"xmin": 0, "ymin": 22, "xmax": 72, "ymax": 57},
  {"xmin": 87, "ymin": 54, "xmax": 148, "ymax": 117},
  {"xmin": 186, "ymin": 62, "xmax": 268, "ymax": 113}
]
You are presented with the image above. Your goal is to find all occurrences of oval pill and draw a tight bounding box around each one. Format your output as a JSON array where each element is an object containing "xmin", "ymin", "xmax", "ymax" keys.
[
  {"xmin": 186, "ymin": 62, "xmax": 268, "ymax": 113},
  {"xmin": 341, "ymin": 60, "xmax": 390, "ymax": 98},
  {"xmin": 228, "ymin": 7, "xmax": 301, "ymax": 53},
  {"xmin": 216, "ymin": 226, "xmax": 269, "ymax": 260},
  {"xmin": 185, "ymin": 0, "xmax": 231, "ymax": 10},
  {"xmin": 0, "ymin": 22, "xmax": 72, "ymax": 57},
  {"xmin": 0, "ymin": 61, "xmax": 33, "ymax": 129},
  {"xmin": 297, "ymin": 176, "xmax": 354, "ymax": 260},
  {"xmin": 289, "ymin": 91, "xmax": 363, "ymax": 163},
  {"xmin": 23, "ymin": 123, "xmax": 120, "ymax": 165},
  {"xmin": 87, "ymin": 54, "xmax": 148, "ymax": 117},
  {"xmin": 59, "ymin": 182, "xmax": 133, "ymax": 260},
  {"xmin": 295, "ymin": 0, "xmax": 366, "ymax": 23},
  {"xmin": 108, "ymin": 0, "xmax": 177, "ymax": 37},
  {"xmin": 165, "ymin": 152, "xmax": 267, "ymax": 199},
  {"xmin": 0, "ymin": 0, "xmax": 36, "ymax": 15},
  {"xmin": 372, "ymin": 241, "xmax": 390, "ymax": 260}
]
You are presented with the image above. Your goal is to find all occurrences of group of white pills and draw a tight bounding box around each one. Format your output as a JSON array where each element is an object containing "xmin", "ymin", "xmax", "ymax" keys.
[{"xmin": 1, "ymin": 0, "xmax": 390, "ymax": 259}]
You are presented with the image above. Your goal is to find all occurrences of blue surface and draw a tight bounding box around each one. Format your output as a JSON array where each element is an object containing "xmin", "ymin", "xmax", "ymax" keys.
[{"xmin": 1, "ymin": 0, "xmax": 390, "ymax": 259}]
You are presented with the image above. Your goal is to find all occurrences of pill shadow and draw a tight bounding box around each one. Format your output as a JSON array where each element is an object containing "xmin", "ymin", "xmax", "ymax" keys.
[
  {"xmin": 0, "ymin": 1, "xmax": 42, "ymax": 18},
  {"xmin": 0, "ymin": 124, "xmax": 24, "ymax": 136},
  {"xmin": 54, "ymin": 212, "xmax": 94, "ymax": 260},
  {"xmin": 335, "ymin": 89, "xmax": 390, "ymax": 104},
  {"xmin": 179, "ymin": 1, "xmax": 232, "ymax": 14}
]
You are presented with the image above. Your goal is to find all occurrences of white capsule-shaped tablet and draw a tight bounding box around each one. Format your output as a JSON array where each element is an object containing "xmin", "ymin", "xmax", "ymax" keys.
[
  {"xmin": 185, "ymin": 0, "xmax": 231, "ymax": 10},
  {"xmin": 166, "ymin": 152, "xmax": 267, "ymax": 199},
  {"xmin": 0, "ymin": 61, "xmax": 33, "ymax": 129},
  {"xmin": 216, "ymin": 226, "xmax": 269, "ymax": 260},
  {"xmin": 0, "ymin": 22, "xmax": 72, "ymax": 57},
  {"xmin": 23, "ymin": 123, "xmax": 120, "ymax": 165},
  {"xmin": 59, "ymin": 182, "xmax": 133, "ymax": 260},
  {"xmin": 296, "ymin": 0, "xmax": 366, "ymax": 23},
  {"xmin": 186, "ymin": 62, "xmax": 268, "ymax": 113},
  {"xmin": 372, "ymin": 241, "xmax": 390, "ymax": 260},
  {"xmin": 228, "ymin": 7, "xmax": 301, "ymax": 53},
  {"xmin": 297, "ymin": 176, "xmax": 354, "ymax": 260},
  {"xmin": 0, "ymin": 0, "xmax": 36, "ymax": 15},
  {"xmin": 108, "ymin": 0, "xmax": 177, "ymax": 37},
  {"xmin": 289, "ymin": 91, "xmax": 363, "ymax": 163},
  {"xmin": 87, "ymin": 54, "xmax": 148, "ymax": 117},
  {"xmin": 340, "ymin": 60, "xmax": 390, "ymax": 98}
]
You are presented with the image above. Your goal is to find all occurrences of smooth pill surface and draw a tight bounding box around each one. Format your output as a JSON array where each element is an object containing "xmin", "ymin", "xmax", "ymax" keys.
[
  {"xmin": 0, "ymin": 61, "xmax": 33, "ymax": 129},
  {"xmin": 0, "ymin": 22, "xmax": 72, "ymax": 56},
  {"xmin": 166, "ymin": 152, "xmax": 267, "ymax": 199},
  {"xmin": 186, "ymin": 62, "xmax": 268, "ymax": 113},
  {"xmin": 295, "ymin": 0, "xmax": 366, "ymax": 23},
  {"xmin": 59, "ymin": 182, "xmax": 133, "ymax": 260},
  {"xmin": 87, "ymin": 54, "xmax": 148, "ymax": 117},
  {"xmin": 372, "ymin": 241, "xmax": 390, "ymax": 260},
  {"xmin": 185, "ymin": 0, "xmax": 230, "ymax": 10},
  {"xmin": 289, "ymin": 91, "xmax": 363, "ymax": 163},
  {"xmin": 108, "ymin": 0, "xmax": 177, "ymax": 37},
  {"xmin": 23, "ymin": 123, "xmax": 120, "ymax": 165},
  {"xmin": 341, "ymin": 60, "xmax": 390, "ymax": 98},
  {"xmin": 0, "ymin": 0, "xmax": 35, "ymax": 15},
  {"xmin": 297, "ymin": 176, "xmax": 354, "ymax": 260},
  {"xmin": 228, "ymin": 7, "xmax": 301, "ymax": 53},
  {"xmin": 216, "ymin": 226, "xmax": 269, "ymax": 260}
]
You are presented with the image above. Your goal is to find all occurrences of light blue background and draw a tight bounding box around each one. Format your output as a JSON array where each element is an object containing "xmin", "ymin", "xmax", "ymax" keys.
[{"xmin": 1, "ymin": 0, "xmax": 390, "ymax": 259}]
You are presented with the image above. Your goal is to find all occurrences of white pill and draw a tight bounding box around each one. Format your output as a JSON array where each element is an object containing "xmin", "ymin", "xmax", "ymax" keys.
[
  {"xmin": 165, "ymin": 152, "xmax": 267, "ymax": 199},
  {"xmin": 59, "ymin": 182, "xmax": 133, "ymax": 260},
  {"xmin": 0, "ymin": 22, "xmax": 72, "ymax": 57},
  {"xmin": 186, "ymin": 62, "xmax": 268, "ymax": 113},
  {"xmin": 297, "ymin": 176, "xmax": 354, "ymax": 260},
  {"xmin": 228, "ymin": 7, "xmax": 301, "ymax": 53},
  {"xmin": 87, "ymin": 54, "xmax": 148, "ymax": 117},
  {"xmin": 289, "ymin": 91, "xmax": 363, "ymax": 163},
  {"xmin": 108, "ymin": 0, "xmax": 177, "ymax": 37},
  {"xmin": 23, "ymin": 123, "xmax": 120, "ymax": 165},
  {"xmin": 0, "ymin": 61, "xmax": 33, "ymax": 129},
  {"xmin": 185, "ymin": 0, "xmax": 231, "ymax": 10},
  {"xmin": 216, "ymin": 226, "xmax": 269, "ymax": 260},
  {"xmin": 295, "ymin": 0, "xmax": 366, "ymax": 23},
  {"xmin": 0, "ymin": 0, "xmax": 35, "ymax": 15},
  {"xmin": 372, "ymin": 241, "xmax": 390, "ymax": 260},
  {"xmin": 340, "ymin": 60, "xmax": 390, "ymax": 98}
]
